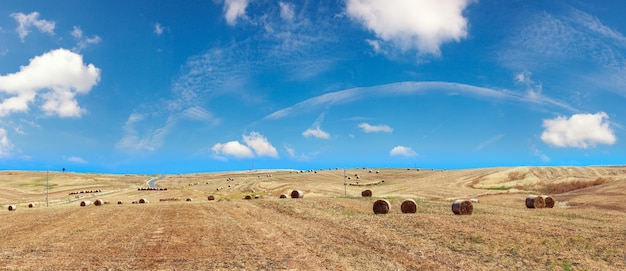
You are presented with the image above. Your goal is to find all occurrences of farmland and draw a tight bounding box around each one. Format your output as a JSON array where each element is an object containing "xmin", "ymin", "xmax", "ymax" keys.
[{"xmin": 1, "ymin": 167, "xmax": 625, "ymax": 270}]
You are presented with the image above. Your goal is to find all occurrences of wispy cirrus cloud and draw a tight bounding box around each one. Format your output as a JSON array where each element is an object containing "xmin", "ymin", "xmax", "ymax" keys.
[
  {"xmin": 475, "ymin": 134, "xmax": 505, "ymax": 151},
  {"xmin": 71, "ymin": 26, "xmax": 102, "ymax": 52},
  {"xmin": 10, "ymin": 12, "xmax": 55, "ymax": 41},
  {"xmin": 264, "ymin": 81, "xmax": 576, "ymax": 120},
  {"xmin": 501, "ymin": 7, "xmax": 626, "ymax": 97},
  {"xmin": 0, "ymin": 128, "xmax": 14, "ymax": 158},
  {"xmin": 358, "ymin": 123, "xmax": 392, "ymax": 133},
  {"xmin": 65, "ymin": 156, "xmax": 87, "ymax": 164}
]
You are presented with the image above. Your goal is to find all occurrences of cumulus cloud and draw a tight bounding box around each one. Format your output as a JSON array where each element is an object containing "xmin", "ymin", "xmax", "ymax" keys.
[
  {"xmin": 66, "ymin": 156, "xmax": 87, "ymax": 164},
  {"xmin": 541, "ymin": 112, "xmax": 616, "ymax": 148},
  {"xmin": 389, "ymin": 145, "xmax": 417, "ymax": 157},
  {"xmin": 0, "ymin": 128, "xmax": 14, "ymax": 158},
  {"xmin": 212, "ymin": 131, "xmax": 278, "ymax": 159},
  {"xmin": 10, "ymin": 12, "xmax": 55, "ymax": 41},
  {"xmin": 71, "ymin": 26, "xmax": 102, "ymax": 52},
  {"xmin": 212, "ymin": 141, "xmax": 254, "ymax": 159},
  {"xmin": 223, "ymin": 0, "xmax": 249, "ymax": 26},
  {"xmin": 243, "ymin": 131, "xmax": 279, "ymax": 158},
  {"xmin": 0, "ymin": 48, "xmax": 101, "ymax": 117},
  {"xmin": 359, "ymin": 123, "xmax": 393, "ymax": 133},
  {"xmin": 345, "ymin": 0, "xmax": 472, "ymax": 56}
]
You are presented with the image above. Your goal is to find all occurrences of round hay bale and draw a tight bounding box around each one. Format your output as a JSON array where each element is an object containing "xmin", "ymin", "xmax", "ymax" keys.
[
  {"xmin": 8, "ymin": 205, "xmax": 17, "ymax": 211},
  {"xmin": 401, "ymin": 199, "xmax": 417, "ymax": 214},
  {"xmin": 208, "ymin": 195, "xmax": 215, "ymax": 201},
  {"xmin": 290, "ymin": 190, "xmax": 304, "ymax": 199},
  {"xmin": 139, "ymin": 198, "xmax": 149, "ymax": 204},
  {"xmin": 94, "ymin": 199, "xmax": 105, "ymax": 206},
  {"xmin": 28, "ymin": 203, "xmax": 34, "ymax": 208},
  {"xmin": 361, "ymin": 189, "xmax": 372, "ymax": 197},
  {"xmin": 186, "ymin": 198, "xmax": 193, "ymax": 202},
  {"xmin": 541, "ymin": 195, "xmax": 555, "ymax": 208},
  {"xmin": 470, "ymin": 198, "xmax": 479, "ymax": 203},
  {"xmin": 451, "ymin": 199, "xmax": 473, "ymax": 215},
  {"xmin": 254, "ymin": 195, "xmax": 260, "ymax": 199},
  {"xmin": 279, "ymin": 194, "xmax": 288, "ymax": 199},
  {"xmin": 373, "ymin": 199, "xmax": 390, "ymax": 214},
  {"xmin": 80, "ymin": 200, "xmax": 91, "ymax": 207},
  {"xmin": 525, "ymin": 195, "xmax": 545, "ymax": 209},
  {"xmin": 117, "ymin": 201, "xmax": 123, "ymax": 205},
  {"xmin": 244, "ymin": 195, "xmax": 252, "ymax": 200}
]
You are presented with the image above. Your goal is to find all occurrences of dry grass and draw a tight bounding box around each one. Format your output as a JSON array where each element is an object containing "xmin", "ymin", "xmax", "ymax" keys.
[
  {"xmin": 517, "ymin": 177, "xmax": 610, "ymax": 194},
  {"xmin": 0, "ymin": 167, "xmax": 625, "ymax": 270}
]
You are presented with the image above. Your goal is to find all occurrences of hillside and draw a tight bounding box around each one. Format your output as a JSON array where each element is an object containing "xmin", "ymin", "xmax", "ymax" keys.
[{"xmin": 0, "ymin": 167, "xmax": 625, "ymax": 270}]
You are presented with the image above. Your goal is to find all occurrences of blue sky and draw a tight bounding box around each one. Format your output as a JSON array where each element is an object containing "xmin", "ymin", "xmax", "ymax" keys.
[{"xmin": 0, "ymin": 0, "xmax": 624, "ymax": 173}]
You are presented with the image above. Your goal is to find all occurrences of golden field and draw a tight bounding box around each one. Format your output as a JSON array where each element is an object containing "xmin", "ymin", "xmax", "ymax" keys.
[{"xmin": 0, "ymin": 166, "xmax": 625, "ymax": 270}]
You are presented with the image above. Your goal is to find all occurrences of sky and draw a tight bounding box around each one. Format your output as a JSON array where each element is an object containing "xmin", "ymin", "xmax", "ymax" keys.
[{"xmin": 0, "ymin": 0, "xmax": 624, "ymax": 174}]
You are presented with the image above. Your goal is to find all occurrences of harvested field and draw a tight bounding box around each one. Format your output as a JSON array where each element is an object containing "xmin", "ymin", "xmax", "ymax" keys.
[{"xmin": 0, "ymin": 167, "xmax": 625, "ymax": 270}]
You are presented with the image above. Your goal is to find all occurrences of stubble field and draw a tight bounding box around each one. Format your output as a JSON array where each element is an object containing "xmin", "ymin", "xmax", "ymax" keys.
[{"xmin": 0, "ymin": 166, "xmax": 625, "ymax": 270}]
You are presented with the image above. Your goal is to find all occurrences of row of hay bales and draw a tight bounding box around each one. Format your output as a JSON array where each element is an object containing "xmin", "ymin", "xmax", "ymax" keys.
[
  {"xmin": 349, "ymin": 181, "xmax": 384, "ymax": 186},
  {"xmin": 68, "ymin": 189, "xmax": 102, "ymax": 195},
  {"xmin": 137, "ymin": 187, "xmax": 167, "ymax": 191},
  {"xmin": 525, "ymin": 195, "xmax": 555, "ymax": 208},
  {"xmin": 372, "ymin": 196, "xmax": 555, "ymax": 215},
  {"xmin": 6, "ymin": 203, "xmax": 42, "ymax": 211},
  {"xmin": 80, "ymin": 198, "xmax": 148, "ymax": 206},
  {"xmin": 160, "ymin": 197, "xmax": 180, "ymax": 202},
  {"xmin": 372, "ymin": 199, "xmax": 474, "ymax": 215},
  {"xmin": 372, "ymin": 199, "xmax": 419, "ymax": 214}
]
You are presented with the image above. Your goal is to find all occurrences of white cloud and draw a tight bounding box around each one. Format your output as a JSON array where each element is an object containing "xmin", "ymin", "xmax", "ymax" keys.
[
  {"xmin": 264, "ymin": 81, "xmax": 576, "ymax": 120},
  {"xmin": 279, "ymin": 2, "xmax": 295, "ymax": 22},
  {"xmin": 389, "ymin": 146, "xmax": 417, "ymax": 157},
  {"xmin": 154, "ymin": 23, "xmax": 164, "ymax": 35},
  {"xmin": 71, "ymin": 26, "xmax": 102, "ymax": 52},
  {"xmin": 243, "ymin": 131, "xmax": 279, "ymax": 158},
  {"xmin": 302, "ymin": 127, "xmax": 330, "ymax": 139},
  {"xmin": 182, "ymin": 106, "xmax": 220, "ymax": 124},
  {"xmin": 475, "ymin": 134, "xmax": 505, "ymax": 151},
  {"xmin": 285, "ymin": 145, "xmax": 309, "ymax": 161},
  {"xmin": 66, "ymin": 156, "xmax": 87, "ymax": 164},
  {"xmin": 10, "ymin": 12, "xmax": 55, "ymax": 41},
  {"xmin": 212, "ymin": 141, "xmax": 254, "ymax": 159},
  {"xmin": 345, "ymin": 0, "xmax": 473, "ymax": 56},
  {"xmin": 212, "ymin": 131, "xmax": 278, "ymax": 160},
  {"xmin": 116, "ymin": 113, "xmax": 175, "ymax": 152},
  {"xmin": 0, "ymin": 128, "xmax": 14, "ymax": 158},
  {"xmin": 0, "ymin": 48, "xmax": 101, "ymax": 118},
  {"xmin": 541, "ymin": 112, "xmax": 616, "ymax": 148},
  {"xmin": 359, "ymin": 123, "xmax": 392, "ymax": 133},
  {"xmin": 223, "ymin": 0, "xmax": 249, "ymax": 26},
  {"xmin": 302, "ymin": 113, "xmax": 331, "ymax": 139}
]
